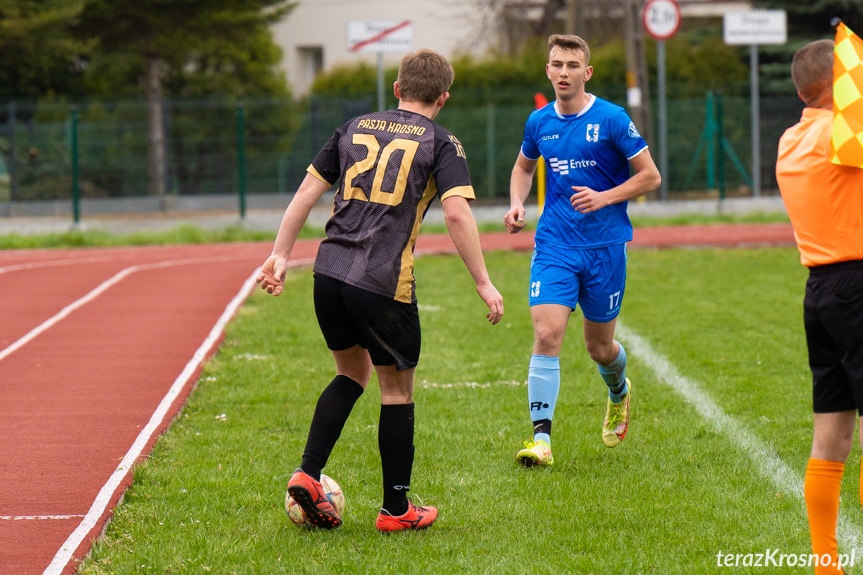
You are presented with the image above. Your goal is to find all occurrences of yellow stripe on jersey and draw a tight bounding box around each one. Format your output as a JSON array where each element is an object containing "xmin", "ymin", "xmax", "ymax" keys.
[
  {"xmin": 307, "ymin": 164, "xmax": 333, "ymax": 186},
  {"xmin": 440, "ymin": 185, "xmax": 476, "ymax": 202},
  {"xmin": 395, "ymin": 177, "xmax": 440, "ymax": 303}
]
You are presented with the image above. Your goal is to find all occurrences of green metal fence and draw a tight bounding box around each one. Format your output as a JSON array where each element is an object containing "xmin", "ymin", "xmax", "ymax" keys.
[{"xmin": 0, "ymin": 91, "xmax": 804, "ymax": 220}]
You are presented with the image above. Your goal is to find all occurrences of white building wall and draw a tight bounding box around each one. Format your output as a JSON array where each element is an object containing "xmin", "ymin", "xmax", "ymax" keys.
[
  {"xmin": 271, "ymin": 0, "xmax": 494, "ymax": 97},
  {"xmin": 271, "ymin": 0, "xmax": 753, "ymax": 97}
]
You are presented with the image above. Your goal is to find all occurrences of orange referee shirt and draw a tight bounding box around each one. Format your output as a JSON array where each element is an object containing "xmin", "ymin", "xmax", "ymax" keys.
[{"xmin": 776, "ymin": 107, "xmax": 863, "ymax": 267}]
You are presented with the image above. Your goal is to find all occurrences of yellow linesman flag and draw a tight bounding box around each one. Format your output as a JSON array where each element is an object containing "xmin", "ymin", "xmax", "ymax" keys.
[{"xmin": 831, "ymin": 21, "xmax": 863, "ymax": 167}]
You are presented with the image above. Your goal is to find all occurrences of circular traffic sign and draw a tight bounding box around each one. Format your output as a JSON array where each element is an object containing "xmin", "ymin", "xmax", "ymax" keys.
[{"xmin": 643, "ymin": 0, "xmax": 681, "ymax": 41}]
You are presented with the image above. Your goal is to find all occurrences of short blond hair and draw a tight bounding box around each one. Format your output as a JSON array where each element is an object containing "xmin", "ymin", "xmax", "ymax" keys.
[
  {"xmin": 548, "ymin": 34, "xmax": 591, "ymax": 65},
  {"xmin": 791, "ymin": 39, "xmax": 833, "ymax": 106},
  {"xmin": 397, "ymin": 49, "xmax": 454, "ymax": 105}
]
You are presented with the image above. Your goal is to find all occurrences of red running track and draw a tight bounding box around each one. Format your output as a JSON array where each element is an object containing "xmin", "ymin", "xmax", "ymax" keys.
[
  {"xmin": 0, "ymin": 242, "xmax": 298, "ymax": 575},
  {"xmin": 0, "ymin": 224, "xmax": 794, "ymax": 575}
]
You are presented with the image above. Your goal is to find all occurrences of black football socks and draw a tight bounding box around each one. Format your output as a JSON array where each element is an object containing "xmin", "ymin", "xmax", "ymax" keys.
[
  {"xmin": 379, "ymin": 402, "xmax": 415, "ymax": 516},
  {"xmin": 300, "ymin": 374, "xmax": 364, "ymax": 480}
]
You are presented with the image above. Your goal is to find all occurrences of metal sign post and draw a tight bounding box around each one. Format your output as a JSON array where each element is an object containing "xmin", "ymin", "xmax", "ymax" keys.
[
  {"xmin": 347, "ymin": 20, "xmax": 414, "ymax": 111},
  {"xmin": 724, "ymin": 10, "xmax": 787, "ymax": 198},
  {"xmin": 643, "ymin": 0, "xmax": 680, "ymax": 202}
]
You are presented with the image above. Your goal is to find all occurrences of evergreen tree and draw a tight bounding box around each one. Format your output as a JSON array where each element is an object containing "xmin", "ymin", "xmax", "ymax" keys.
[
  {"xmin": 754, "ymin": 0, "xmax": 863, "ymax": 95},
  {"xmin": 0, "ymin": 0, "xmax": 91, "ymax": 99},
  {"xmin": 754, "ymin": 0, "xmax": 863, "ymax": 36},
  {"xmin": 75, "ymin": 0, "xmax": 294, "ymax": 198}
]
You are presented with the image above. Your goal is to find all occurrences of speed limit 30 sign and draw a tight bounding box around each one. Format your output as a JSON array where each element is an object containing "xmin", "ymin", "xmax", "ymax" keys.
[{"xmin": 643, "ymin": 0, "xmax": 681, "ymax": 41}]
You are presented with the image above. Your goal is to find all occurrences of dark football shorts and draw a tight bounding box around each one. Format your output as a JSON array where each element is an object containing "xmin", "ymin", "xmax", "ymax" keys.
[
  {"xmin": 313, "ymin": 273, "xmax": 421, "ymax": 371},
  {"xmin": 804, "ymin": 260, "xmax": 863, "ymax": 414}
]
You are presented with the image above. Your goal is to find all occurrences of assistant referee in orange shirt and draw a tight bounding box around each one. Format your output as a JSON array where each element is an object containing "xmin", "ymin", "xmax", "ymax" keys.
[{"xmin": 776, "ymin": 39, "xmax": 863, "ymax": 575}]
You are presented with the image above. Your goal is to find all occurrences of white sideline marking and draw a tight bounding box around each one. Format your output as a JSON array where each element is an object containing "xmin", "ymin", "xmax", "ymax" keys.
[
  {"xmin": 44, "ymin": 258, "xmax": 313, "ymax": 575},
  {"xmin": 0, "ymin": 254, "xmax": 242, "ymax": 364},
  {"xmin": 616, "ymin": 321, "xmax": 863, "ymax": 549}
]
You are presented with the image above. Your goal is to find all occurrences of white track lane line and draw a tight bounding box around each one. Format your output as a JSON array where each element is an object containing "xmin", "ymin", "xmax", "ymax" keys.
[
  {"xmin": 616, "ymin": 321, "xmax": 863, "ymax": 550},
  {"xmin": 0, "ymin": 254, "xmax": 245, "ymax": 364},
  {"xmin": 43, "ymin": 258, "xmax": 313, "ymax": 575},
  {"xmin": 0, "ymin": 256, "xmax": 119, "ymax": 275},
  {"xmin": 1, "ymin": 515, "xmax": 85, "ymax": 521}
]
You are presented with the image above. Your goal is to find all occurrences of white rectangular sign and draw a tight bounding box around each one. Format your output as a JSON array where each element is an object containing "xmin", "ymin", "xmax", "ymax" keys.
[
  {"xmin": 723, "ymin": 10, "xmax": 787, "ymax": 45},
  {"xmin": 347, "ymin": 20, "xmax": 413, "ymax": 53}
]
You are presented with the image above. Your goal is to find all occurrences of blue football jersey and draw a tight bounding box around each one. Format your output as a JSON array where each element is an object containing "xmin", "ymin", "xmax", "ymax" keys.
[{"xmin": 521, "ymin": 95, "xmax": 648, "ymax": 248}]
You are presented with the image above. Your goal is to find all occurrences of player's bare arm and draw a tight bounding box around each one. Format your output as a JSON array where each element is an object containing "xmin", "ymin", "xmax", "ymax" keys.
[
  {"xmin": 442, "ymin": 194, "xmax": 505, "ymax": 325},
  {"xmin": 504, "ymin": 152, "xmax": 539, "ymax": 233},
  {"xmin": 257, "ymin": 173, "xmax": 330, "ymax": 296},
  {"xmin": 570, "ymin": 149, "xmax": 661, "ymax": 214}
]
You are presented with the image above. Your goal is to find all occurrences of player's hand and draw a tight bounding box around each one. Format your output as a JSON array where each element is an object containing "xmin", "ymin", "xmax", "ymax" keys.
[
  {"xmin": 503, "ymin": 206, "xmax": 526, "ymax": 234},
  {"xmin": 476, "ymin": 283, "xmax": 504, "ymax": 325},
  {"xmin": 257, "ymin": 255, "xmax": 287, "ymax": 296},
  {"xmin": 570, "ymin": 186, "xmax": 608, "ymax": 214}
]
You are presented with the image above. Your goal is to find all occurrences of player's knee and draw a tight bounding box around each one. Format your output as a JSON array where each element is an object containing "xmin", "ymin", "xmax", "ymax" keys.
[
  {"xmin": 813, "ymin": 437, "xmax": 853, "ymax": 462},
  {"xmin": 348, "ymin": 367, "xmax": 373, "ymax": 386},
  {"xmin": 813, "ymin": 429, "xmax": 855, "ymax": 462},
  {"xmin": 344, "ymin": 365, "xmax": 373, "ymax": 386},
  {"xmin": 585, "ymin": 340, "xmax": 616, "ymax": 365},
  {"xmin": 533, "ymin": 327, "xmax": 564, "ymax": 355},
  {"xmin": 533, "ymin": 339, "xmax": 562, "ymax": 357}
]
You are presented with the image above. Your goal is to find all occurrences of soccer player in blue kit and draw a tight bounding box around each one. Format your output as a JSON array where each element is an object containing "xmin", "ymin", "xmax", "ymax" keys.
[{"xmin": 504, "ymin": 34, "xmax": 660, "ymax": 466}]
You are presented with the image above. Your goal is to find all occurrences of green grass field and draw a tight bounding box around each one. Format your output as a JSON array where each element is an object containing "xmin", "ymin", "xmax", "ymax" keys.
[{"xmin": 75, "ymin": 244, "xmax": 859, "ymax": 575}]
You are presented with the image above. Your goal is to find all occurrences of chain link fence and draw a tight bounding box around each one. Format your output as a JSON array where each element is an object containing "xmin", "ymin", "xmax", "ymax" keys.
[{"xmin": 0, "ymin": 89, "xmax": 804, "ymax": 220}]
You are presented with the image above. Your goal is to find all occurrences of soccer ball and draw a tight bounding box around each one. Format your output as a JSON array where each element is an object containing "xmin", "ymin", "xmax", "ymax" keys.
[{"xmin": 285, "ymin": 474, "xmax": 346, "ymax": 528}]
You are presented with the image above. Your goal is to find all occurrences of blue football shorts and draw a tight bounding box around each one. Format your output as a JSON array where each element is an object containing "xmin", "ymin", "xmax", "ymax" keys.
[{"xmin": 529, "ymin": 242, "xmax": 627, "ymax": 322}]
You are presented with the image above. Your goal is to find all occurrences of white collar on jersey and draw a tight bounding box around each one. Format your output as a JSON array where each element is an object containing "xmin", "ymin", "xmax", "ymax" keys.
[{"xmin": 553, "ymin": 94, "xmax": 596, "ymax": 119}]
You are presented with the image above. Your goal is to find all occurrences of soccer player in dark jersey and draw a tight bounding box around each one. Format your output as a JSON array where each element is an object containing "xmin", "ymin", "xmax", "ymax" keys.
[
  {"xmin": 504, "ymin": 35, "xmax": 660, "ymax": 467},
  {"xmin": 257, "ymin": 49, "xmax": 504, "ymax": 532},
  {"xmin": 776, "ymin": 38, "xmax": 863, "ymax": 574}
]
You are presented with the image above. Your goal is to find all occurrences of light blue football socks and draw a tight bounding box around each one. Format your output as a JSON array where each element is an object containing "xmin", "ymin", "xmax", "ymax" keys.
[
  {"xmin": 527, "ymin": 354, "xmax": 560, "ymax": 445},
  {"xmin": 598, "ymin": 341, "xmax": 628, "ymax": 403}
]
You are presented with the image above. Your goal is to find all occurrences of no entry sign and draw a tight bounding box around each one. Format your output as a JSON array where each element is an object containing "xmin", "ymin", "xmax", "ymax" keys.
[{"xmin": 347, "ymin": 20, "xmax": 413, "ymax": 53}]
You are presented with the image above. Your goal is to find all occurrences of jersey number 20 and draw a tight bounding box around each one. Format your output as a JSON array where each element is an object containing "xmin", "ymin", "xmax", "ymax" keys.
[{"xmin": 343, "ymin": 134, "xmax": 420, "ymax": 206}]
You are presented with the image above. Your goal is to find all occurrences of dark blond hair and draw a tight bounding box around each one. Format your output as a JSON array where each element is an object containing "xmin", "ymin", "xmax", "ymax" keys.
[
  {"xmin": 791, "ymin": 39, "xmax": 833, "ymax": 106},
  {"xmin": 548, "ymin": 34, "xmax": 591, "ymax": 65},
  {"xmin": 397, "ymin": 49, "xmax": 454, "ymax": 105}
]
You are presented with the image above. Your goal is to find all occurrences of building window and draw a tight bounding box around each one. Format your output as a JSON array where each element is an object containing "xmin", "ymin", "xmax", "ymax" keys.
[{"xmin": 297, "ymin": 46, "xmax": 324, "ymax": 93}]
